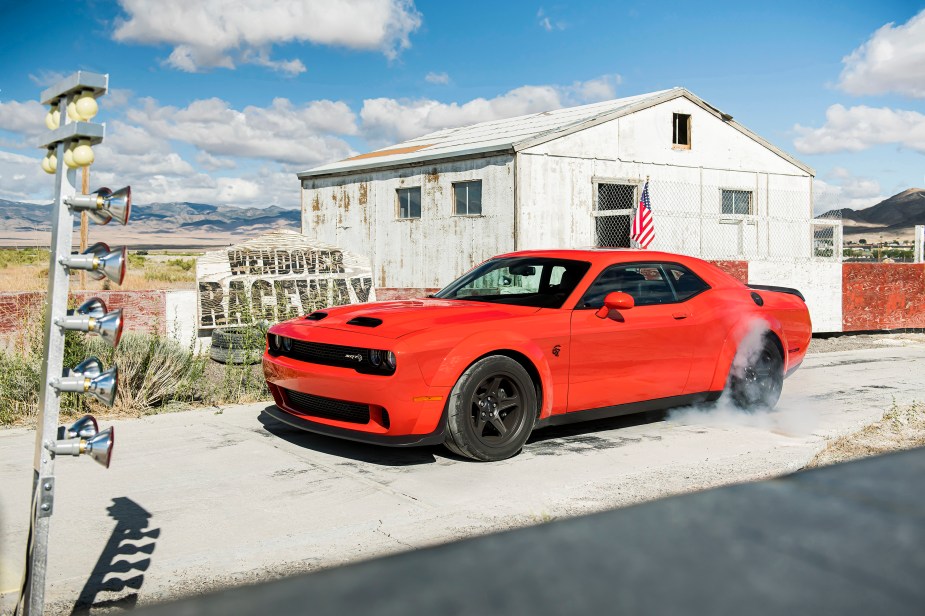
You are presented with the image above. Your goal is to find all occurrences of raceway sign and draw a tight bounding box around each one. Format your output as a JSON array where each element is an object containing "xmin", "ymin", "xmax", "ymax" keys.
[{"xmin": 196, "ymin": 230, "xmax": 375, "ymax": 329}]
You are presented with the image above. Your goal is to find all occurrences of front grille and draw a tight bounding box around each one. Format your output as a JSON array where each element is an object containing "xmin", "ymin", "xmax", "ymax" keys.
[
  {"xmin": 283, "ymin": 389, "xmax": 370, "ymax": 424},
  {"xmin": 270, "ymin": 338, "xmax": 395, "ymax": 375},
  {"xmin": 281, "ymin": 339, "xmax": 371, "ymax": 370}
]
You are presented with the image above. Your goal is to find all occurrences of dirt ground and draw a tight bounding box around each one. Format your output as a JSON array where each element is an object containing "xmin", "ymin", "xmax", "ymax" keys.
[
  {"xmin": 808, "ymin": 332, "xmax": 925, "ymax": 354},
  {"xmin": 808, "ymin": 402, "xmax": 925, "ymax": 468}
]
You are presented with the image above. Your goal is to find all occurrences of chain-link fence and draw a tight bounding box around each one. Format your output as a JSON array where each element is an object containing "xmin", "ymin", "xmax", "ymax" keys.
[{"xmin": 592, "ymin": 179, "xmax": 843, "ymax": 262}]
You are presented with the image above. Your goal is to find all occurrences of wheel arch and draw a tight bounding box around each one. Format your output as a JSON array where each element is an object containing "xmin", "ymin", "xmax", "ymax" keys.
[
  {"xmin": 709, "ymin": 316, "xmax": 787, "ymax": 391},
  {"xmin": 429, "ymin": 333, "xmax": 553, "ymax": 419}
]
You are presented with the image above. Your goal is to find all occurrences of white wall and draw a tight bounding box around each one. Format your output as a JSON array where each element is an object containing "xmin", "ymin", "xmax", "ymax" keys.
[
  {"xmin": 516, "ymin": 98, "xmax": 813, "ymax": 259},
  {"xmin": 302, "ymin": 155, "xmax": 515, "ymax": 288},
  {"xmin": 748, "ymin": 261, "xmax": 843, "ymax": 333}
]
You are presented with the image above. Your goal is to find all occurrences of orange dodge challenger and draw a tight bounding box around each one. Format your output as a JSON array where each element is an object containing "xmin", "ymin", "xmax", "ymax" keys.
[{"xmin": 263, "ymin": 250, "xmax": 811, "ymax": 461}]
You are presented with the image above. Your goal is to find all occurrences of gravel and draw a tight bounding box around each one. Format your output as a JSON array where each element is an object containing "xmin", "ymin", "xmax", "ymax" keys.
[{"xmin": 808, "ymin": 332, "xmax": 925, "ymax": 354}]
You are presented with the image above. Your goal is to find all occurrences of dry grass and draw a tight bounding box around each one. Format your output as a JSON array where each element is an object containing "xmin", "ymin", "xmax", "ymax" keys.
[
  {"xmin": 0, "ymin": 249, "xmax": 198, "ymax": 291},
  {"xmin": 807, "ymin": 401, "xmax": 925, "ymax": 468}
]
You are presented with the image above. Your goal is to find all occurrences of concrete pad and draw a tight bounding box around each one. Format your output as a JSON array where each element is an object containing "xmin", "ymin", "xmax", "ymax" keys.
[{"xmin": 2, "ymin": 342, "xmax": 924, "ymax": 614}]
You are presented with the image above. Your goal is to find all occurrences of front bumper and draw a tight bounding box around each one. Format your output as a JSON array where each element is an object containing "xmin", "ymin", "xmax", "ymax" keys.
[
  {"xmin": 262, "ymin": 405, "xmax": 446, "ymax": 447},
  {"xmin": 263, "ymin": 350, "xmax": 450, "ymax": 445}
]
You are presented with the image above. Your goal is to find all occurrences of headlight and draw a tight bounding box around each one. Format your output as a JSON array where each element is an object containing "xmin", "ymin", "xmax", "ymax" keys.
[
  {"xmin": 269, "ymin": 333, "xmax": 281, "ymax": 351},
  {"xmin": 383, "ymin": 351, "xmax": 396, "ymax": 370},
  {"xmin": 282, "ymin": 337, "xmax": 293, "ymax": 352},
  {"xmin": 369, "ymin": 349, "xmax": 382, "ymax": 367}
]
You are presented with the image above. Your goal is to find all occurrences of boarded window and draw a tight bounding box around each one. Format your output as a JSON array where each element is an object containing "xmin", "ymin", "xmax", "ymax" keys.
[
  {"xmin": 397, "ymin": 187, "xmax": 421, "ymax": 219},
  {"xmin": 721, "ymin": 189, "xmax": 752, "ymax": 215},
  {"xmin": 673, "ymin": 113, "xmax": 691, "ymax": 148},
  {"xmin": 454, "ymin": 181, "xmax": 482, "ymax": 215}
]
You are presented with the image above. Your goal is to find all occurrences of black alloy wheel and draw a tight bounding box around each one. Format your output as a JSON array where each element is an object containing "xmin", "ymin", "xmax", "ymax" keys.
[
  {"xmin": 444, "ymin": 356, "xmax": 537, "ymax": 461},
  {"xmin": 730, "ymin": 340, "xmax": 784, "ymax": 410}
]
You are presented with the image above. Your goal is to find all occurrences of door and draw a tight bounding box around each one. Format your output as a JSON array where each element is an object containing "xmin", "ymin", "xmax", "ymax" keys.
[{"xmin": 566, "ymin": 263, "xmax": 699, "ymax": 412}]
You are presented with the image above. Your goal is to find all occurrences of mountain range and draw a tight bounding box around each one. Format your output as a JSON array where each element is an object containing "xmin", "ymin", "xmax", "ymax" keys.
[
  {"xmin": 820, "ymin": 188, "xmax": 925, "ymax": 239},
  {"xmin": 0, "ymin": 199, "xmax": 300, "ymax": 234}
]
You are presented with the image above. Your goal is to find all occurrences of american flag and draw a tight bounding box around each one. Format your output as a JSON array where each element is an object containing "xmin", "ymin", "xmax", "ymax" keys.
[{"xmin": 631, "ymin": 180, "xmax": 655, "ymax": 248}]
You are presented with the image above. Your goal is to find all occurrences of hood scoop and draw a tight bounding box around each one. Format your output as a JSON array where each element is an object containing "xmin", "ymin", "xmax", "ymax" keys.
[
  {"xmin": 346, "ymin": 316, "xmax": 383, "ymax": 328},
  {"xmin": 305, "ymin": 311, "xmax": 328, "ymax": 321}
]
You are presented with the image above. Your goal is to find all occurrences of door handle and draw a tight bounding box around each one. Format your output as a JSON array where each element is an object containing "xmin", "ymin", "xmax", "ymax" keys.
[{"xmin": 672, "ymin": 312, "xmax": 689, "ymax": 320}]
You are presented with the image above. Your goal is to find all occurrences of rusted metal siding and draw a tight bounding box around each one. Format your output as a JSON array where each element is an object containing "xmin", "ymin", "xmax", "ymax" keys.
[{"xmin": 301, "ymin": 155, "xmax": 515, "ymax": 289}]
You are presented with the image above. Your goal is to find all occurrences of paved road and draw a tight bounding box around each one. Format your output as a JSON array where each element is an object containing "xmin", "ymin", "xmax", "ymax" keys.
[{"xmin": 2, "ymin": 342, "xmax": 925, "ymax": 613}]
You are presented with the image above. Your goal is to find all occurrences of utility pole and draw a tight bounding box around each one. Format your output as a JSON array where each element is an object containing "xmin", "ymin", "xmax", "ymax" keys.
[
  {"xmin": 80, "ymin": 167, "xmax": 89, "ymax": 288},
  {"xmin": 20, "ymin": 71, "xmax": 130, "ymax": 616}
]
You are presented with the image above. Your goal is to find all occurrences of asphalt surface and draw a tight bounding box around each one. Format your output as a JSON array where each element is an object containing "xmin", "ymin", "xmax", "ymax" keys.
[{"xmin": 2, "ymin": 340, "xmax": 925, "ymax": 614}]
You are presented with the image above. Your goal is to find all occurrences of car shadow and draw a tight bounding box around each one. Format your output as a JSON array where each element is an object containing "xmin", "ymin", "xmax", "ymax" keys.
[
  {"xmin": 257, "ymin": 406, "xmax": 447, "ymax": 466},
  {"xmin": 258, "ymin": 404, "xmax": 669, "ymax": 464},
  {"xmin": 526, "ymin": 410, "xmax": 669, "ymax": 445}
]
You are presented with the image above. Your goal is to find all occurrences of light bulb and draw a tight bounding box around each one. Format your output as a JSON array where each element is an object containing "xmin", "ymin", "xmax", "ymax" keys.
[
  {"xmin": 75, "ymin": 91, "xmax": 98, "ymax": 121},
  {"xmin": 66, "ymin": 97, "xmax": 80, "ymax": 122},
  {"xmin": 45, "ymin": 107, "xmax": 59, "ymax": 130},
  {"xmin": 41, "ymin": 150, "xmax": 55, "ymax": 174},
  {"xmin": 64, "ymin": 143, "xmax": 78, "ymax": 169},
  {"xmin": 73, "ymin": 140, "xmax": 94, "ymax": 167}
]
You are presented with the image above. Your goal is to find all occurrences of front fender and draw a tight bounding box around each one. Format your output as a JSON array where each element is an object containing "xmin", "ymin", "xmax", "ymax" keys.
[
  {"xmin": 427, "ymin": 330, "xmax": 555, "ymax": 419},
  {"xmin": 709, "ymin": 315, "xmax": 787, "ymax": 392}
]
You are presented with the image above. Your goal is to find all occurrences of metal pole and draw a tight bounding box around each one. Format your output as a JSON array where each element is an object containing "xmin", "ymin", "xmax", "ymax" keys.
[
  {"xmin": 80, "ymin": 166, "xmax": 89, "ymax": 288},
  {"xmin": 22, "ymin": 97, "xmax": 77, "ymax": 615}
]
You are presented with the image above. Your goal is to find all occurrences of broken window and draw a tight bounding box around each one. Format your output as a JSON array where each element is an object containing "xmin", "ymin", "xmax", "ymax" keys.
[
  {"xmin": 454, "ymin": 180, "xmax": 482, "ymax": 216},
  {"xmin": 673, "ymin": 113, "xmax": 691, "ymax": 148},
  {"xmin": 397, "ymin": 187, "xmax": 421, "ymax": 219},
  {"xmin": 721, "ymin": 189, "xmax": 752, "ymax": 215}
]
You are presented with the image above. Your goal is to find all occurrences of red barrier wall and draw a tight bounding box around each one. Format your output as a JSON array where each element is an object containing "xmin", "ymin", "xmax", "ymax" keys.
[
  {"xmin": 0, "ymin": 290, "xmax": 168, "ymax": 336},
  {"xmin": 842, "ymin": 263, "xmax": 925, "ymax": 331}
]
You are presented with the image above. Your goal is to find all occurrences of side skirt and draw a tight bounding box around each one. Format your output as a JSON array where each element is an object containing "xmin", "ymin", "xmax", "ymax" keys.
[{"xmin": 535, "ymin": 391, "xmax": 723, "ymax": 430}]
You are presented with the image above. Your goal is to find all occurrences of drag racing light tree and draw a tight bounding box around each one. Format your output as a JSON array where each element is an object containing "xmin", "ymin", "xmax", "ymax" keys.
[{"xmin": 22, "ymin": 71, "xmax": 131, "ymax": 616}]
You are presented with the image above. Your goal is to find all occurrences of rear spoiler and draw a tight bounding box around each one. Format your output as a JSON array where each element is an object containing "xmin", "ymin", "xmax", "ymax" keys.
[{"xmin": 747, "ymin": 284, "xmax": 805, "ymax": 302}]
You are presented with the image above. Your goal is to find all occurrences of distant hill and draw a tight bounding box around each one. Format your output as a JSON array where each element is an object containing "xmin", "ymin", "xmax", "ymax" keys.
[
  {"xmin": 820, "ymin": 188, "xmax": 925, "ymax": 238},
  {"xmin": 0, "ymin": 199, "xmax": 300, "ymax": 234}
]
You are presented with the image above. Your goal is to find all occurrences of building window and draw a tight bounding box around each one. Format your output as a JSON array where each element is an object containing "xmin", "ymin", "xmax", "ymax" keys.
[
  {"xmin": 673, "ymin": 113, "xmax": 691, "ymax": 148},
  {"xmin": 721, "ymin": 189, "xmax": 753, "ymax": 215},
  {"xmin": 454, "ymin": 180, "xmax": 482, "ymax": 216},
  {"xmin": 397, "ymin": 187, "xmax": 421, "ymax": 219},
  {"xmin": 594, "ymin": 182, "xmax": 636, "ymax": 248}
]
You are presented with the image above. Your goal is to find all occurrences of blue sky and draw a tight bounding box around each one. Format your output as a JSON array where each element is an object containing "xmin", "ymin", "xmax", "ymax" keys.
[{"xmin": 0, "ymin": 0, "xmax": 922, "ymax": 212}]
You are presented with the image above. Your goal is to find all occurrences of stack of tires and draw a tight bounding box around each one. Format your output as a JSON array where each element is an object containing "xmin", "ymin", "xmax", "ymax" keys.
[{"xmin": 209, "ymin": 325, "xmax": 268, "ymax": 364}]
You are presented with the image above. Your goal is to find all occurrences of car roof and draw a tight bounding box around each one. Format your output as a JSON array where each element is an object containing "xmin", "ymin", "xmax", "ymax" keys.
[{"xmin": 490, "ymin": 249, "xmax": 744, "ymax": 288}]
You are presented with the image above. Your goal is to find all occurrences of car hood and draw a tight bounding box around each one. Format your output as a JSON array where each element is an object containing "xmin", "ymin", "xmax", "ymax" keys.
[{"xmin": 294, "ymin": 299, "xmax": 542, "ymax": 339}]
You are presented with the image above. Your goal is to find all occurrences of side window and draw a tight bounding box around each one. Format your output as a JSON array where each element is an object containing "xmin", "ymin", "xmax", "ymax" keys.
[
  {"xmin": 664, "ymin": 264, "xmax": 710, "ymax": 301},
  {"xmin": 580, "ymin": 264, "xmax": 675, "ymax": 308}
]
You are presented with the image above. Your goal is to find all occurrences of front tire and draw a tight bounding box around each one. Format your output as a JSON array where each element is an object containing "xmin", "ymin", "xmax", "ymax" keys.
[
  {"xmin": 444, "ymin": 356, "xmax": 537, "ymax": 461},
  {"xmin": 729, "ymin": 338, "xmax": 783, "ymax": 410}
]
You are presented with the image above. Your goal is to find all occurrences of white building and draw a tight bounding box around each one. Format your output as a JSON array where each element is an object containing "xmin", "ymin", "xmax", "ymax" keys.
[{"xmin": 298, "ymin": 88, "xmax": 842, "ymax": 330}]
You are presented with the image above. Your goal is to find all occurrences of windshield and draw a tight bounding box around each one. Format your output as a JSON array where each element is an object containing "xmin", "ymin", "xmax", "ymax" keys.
[{"xmin": 434, "ymin": 257, "xmax": 591, "ymax": 308}]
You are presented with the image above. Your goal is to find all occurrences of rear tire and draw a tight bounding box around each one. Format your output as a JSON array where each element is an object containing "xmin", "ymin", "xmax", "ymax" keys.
[
  {"xmin": 443, "ymin": 356, "xmax": 537, "ymax": 461},
  {"xmin": 729, "ymin": 338, "xmax": 783, "ymax": 410}
]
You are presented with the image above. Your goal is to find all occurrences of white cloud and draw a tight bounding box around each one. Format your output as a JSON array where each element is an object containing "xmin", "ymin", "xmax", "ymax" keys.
[
  {"xmin": 360, "ymin": 75, "xmax": 621, "ymax": 144},
  {"xmin": 28, "ymin": 70, "xmax": 67, "ymax": 88},
  {"xmin": 197, "ymin": 151, "xmax": 238, "ymax": 170},
  {"xmin": 794, "ymin": 104, "xmax": 925, "ymax": 154},
  {"xmin": 838, "ymin": 10, "xmax": 925, "ymax": 98},
  {"xmin": 814, "ymin": 172, "xmax": 887, "ymax": 215},
  {"xmin": 125, "ymin": 96, "xmax": 357, "ymax": 165},
  {"xmin": 425, "ymin": 71, "xmax": 450, "ymax": 85},
  {"xmin": 0, "ymin": 99, "xmax": 48, "ymax": 143},
  {"xmin": 0, "ymin": 150, "xmax": 53, "ymax": 202},
  {"xmin": 537, "ymin": 7, "xmax": 566, "ymax": 31},
  {"xmin": 113, "ymin": 0, "xmax": 423, "ymax": 72}
]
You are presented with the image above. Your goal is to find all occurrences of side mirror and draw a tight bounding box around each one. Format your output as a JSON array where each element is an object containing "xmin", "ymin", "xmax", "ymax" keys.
[
  {"xmin": 596, "ymin": 292, "xmax": 634, "ymax": 320},
  {"xmin": 604, "ymin": 292, "xmax": 634, "ymax": 310}
]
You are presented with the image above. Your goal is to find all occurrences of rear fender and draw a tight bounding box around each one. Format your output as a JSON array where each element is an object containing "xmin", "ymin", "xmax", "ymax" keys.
[
  {"xmin": 428, "ymin": 331, "xmax": 554, "ymax": 419},
  {"xmin": 709, "ymin": 315, "xmax": 787, "ymax": 392}
]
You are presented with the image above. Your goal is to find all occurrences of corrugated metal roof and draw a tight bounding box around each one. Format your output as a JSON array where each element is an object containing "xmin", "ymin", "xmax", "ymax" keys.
[
  {"xmin": 298, "ymin": 87, "xmax": 813, "ymax": 178},
  {"xmin": 299, "ymin": 89, "xmax": 672, "ymax": 178}
]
